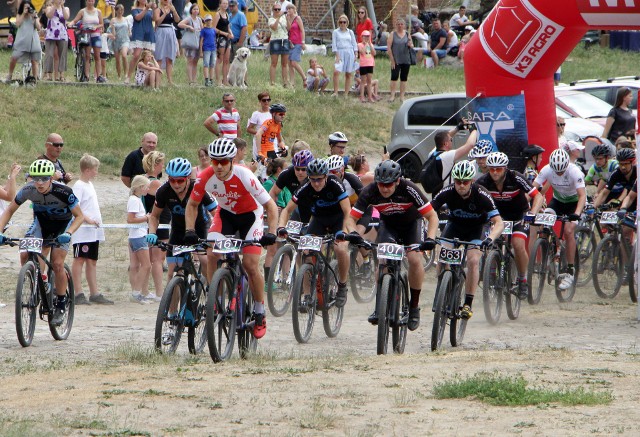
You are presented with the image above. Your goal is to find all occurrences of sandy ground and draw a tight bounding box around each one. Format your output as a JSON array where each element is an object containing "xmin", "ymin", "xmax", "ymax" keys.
[{"xmin": 0, "ymin": 177, "xmax": 639, "ymax": 436}]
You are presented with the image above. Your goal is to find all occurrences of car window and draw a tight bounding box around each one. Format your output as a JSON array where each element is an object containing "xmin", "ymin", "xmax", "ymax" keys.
[
  {"xmin": 579, "ymin": 88, "xmax": 611, "ymax": 104},
  {"xmin": 555, "ymin": 106, "xmax": 574, "ymax": 118},
  {"xmin": 556, "ymin": 92, "xmax": 612, "ymax": 119},
  {"xmin": 408, "ymin": 98, "xmax": 458, "ymax": 126}
]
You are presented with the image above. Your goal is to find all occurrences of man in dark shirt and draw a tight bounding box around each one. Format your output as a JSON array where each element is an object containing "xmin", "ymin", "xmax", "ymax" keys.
[
  {"xmin": 429, "ymin": 18, "xmax": 447, "ymax": 67},
  {"xmin": 120, "ymin": 132, "xmax": 158, "ymax": 188},
  {"xmin": 38, "ymin": 133, "xmax": 72, "ymax": 184}
]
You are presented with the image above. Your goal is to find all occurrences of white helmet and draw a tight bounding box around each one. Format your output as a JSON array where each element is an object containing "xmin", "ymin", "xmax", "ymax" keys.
[
  {"xmin": 471, "ymin": 139, "xmax": 494, "ymax": 158},
  {"xmin": 328, "ymin": 131, "xmax": 348, "ymax": 144},
  {"xmin": 486, "ymin": 152, "xmax": 509, "ymax": 167},
  {"xmin": 451, "ymin": 160, "xmax": 477, "ymax": 181},
  {"xmin": 208, "ymin": 138, "xmax": 237, "ymax": 160},
  {"xmin": 326, "ymin": 154, "xmax": 345, "ymax": 172},
  {"xmin": 549, "ymin": 149, "xmax": 570, "ymax": 173}
]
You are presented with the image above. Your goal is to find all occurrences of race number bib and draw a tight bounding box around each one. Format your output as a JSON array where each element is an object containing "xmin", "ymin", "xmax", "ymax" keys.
[
  {"xmin": 438, "ymin": 246, "xmax": 463, "ymax": 265},
  {"xmin": 298, "ymin": 235, "xmax": 322, "ymax": 252},
  {"xmin": 377, "ymin": 243, "xmax": 404, "ymax": 261},
  {"xmin": 172, "ymin": 245, "xmax": 195, "ymax": 256},
  {"xmin": 599, "ymin": 212, "xmax": 618, "ymax": 225},
  {"xmin": 534, "ymin": 213, "xmax": 556, "ymax": 226},
  {"xmin": 212, "ymin": 238, "xmax": 243, "ymax": 254},
  {"xmin": 19, "ymin": 237, "xmax": 43, "ymax": 253},
  {"xmin": 502, "ymin": 221, "xmax": 513, "ymax": 235},
  {"xmin": 285, "ymin": 220, "xmax": 304, "ymax": 235}
]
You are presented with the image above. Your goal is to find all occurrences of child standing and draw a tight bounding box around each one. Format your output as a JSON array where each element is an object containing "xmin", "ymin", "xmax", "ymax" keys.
[
  {"xmin": 135, "ymin": 49, "xmax": 162, "ymax": 88},
  {"xmin": 99, "ymin": 24, "xmax": 111, "ymax": 81},
  {"xmin": 127, "ymin": 175, "xmax": 152, "ymax": 304},
  {"xmin": 357, "ymin": 30, "xmax": 376, "ymax": 103},
  {"xmin": 200, "ymin": 14, "xmax": 217, "ymax": 87},
  {"xmin": 305, "ymin": 57, "xmax": 328, "ymax": 93},
  {"xmin": 71, "ymin": 154, "xmax": 113, "ymax": 306}
]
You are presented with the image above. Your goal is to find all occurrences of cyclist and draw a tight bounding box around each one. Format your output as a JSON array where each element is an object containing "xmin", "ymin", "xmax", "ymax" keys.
[
  {"xmin": 469, "ymin": 139, "xmax": 493, "ymax": 179},
  {"xmin": 345, "ymin": 160, "xmax": 439, "ymax": 330},
  {"xmin": 185, "ymin": 138, "xmax": 278, "ymax": 339},
  {"xmin": 476, "ymin": 152, "xmax": 544, "ymax": 299},
  {"xmin": 584, "ymin": 144, "xmax": 619, "ymax": 198},
  {"xmin": 255, "ymin": 103, "xmax": 288, "ymax": 164},
  {"xmin": 0, "ymin": 160, "xmax": 85, "ymax": 326},
  {"xmin": 430, "ymin": 160, "xmax": 504, "ymax": 319},
  {"xmin": 326, "ymin": 154, "xmax": 363, "ymax": 205},
  {"xmin": 146, "ymin": 158, "xmax": 218, "ymax": 278},
  {"xmin": 522, "ymin": 144, "xmax": 545, "ymax": 185},
  {"xmin": 328, "ymin": 131, "xmax": 350, "ymax": 167},
  {"xmin": 277, "ymin": 158, "xmax": 351, "ymax": 308},
  {"xmin": 533, "ymin": 149, "xmax": 586, "ymax": 290}
]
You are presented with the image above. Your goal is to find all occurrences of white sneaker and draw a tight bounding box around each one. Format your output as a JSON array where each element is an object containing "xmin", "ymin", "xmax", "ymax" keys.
[
  {"xmin": 558, "ymin": 274, "xmax": 574, "ymax": 290},
  {"xmin": 130, "ymin": 292, "xmax": 151, "ymax": 305},
  {"xmin": 144, "ymin": 293, "xmax": 162, "ymax": 303},
  {"xmin": 0, "ymin": 302, "xmax": 6, "ymax": 308}
]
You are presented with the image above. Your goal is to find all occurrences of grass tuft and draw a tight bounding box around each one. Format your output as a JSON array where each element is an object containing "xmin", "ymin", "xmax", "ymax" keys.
[{"xmin": 105, "ymin": 340, "xmax": 172, "ymax": 365}]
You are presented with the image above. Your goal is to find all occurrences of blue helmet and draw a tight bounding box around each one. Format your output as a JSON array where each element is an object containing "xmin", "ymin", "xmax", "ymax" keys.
[
  {"xmin": 166, "ymin": 157, "xmax": 192, "ymax": 177},
  {"xmin": 471, "ymin": 139, "xmax": 494, "ymax": 158},
  {"xmin": 292, "ymin": 149, "xmax": 314, "ymax": 167}
]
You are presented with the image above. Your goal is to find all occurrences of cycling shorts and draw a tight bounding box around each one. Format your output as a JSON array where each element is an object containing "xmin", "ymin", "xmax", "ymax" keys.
[
  {"xmin": 25, "ymin": 218, "xmax": 71, "ymax": 252},
  {"xmin": 376, "ymin": 217, "xmax": 424, "ymax": 246},
  {"xmin": 305, "ymin": 214, "xmax": 343, "ymax": 237},
  {"xmin": 167, "ymin": 226, "xmax": 208, "ymax": 265},
  {"xmin": 547, "ymin": 199, "xmax": 578, "ymax": 220},
  {"xmin": 208, "ymin": 208, "xmax": 263, "ymax": 255},
  {"xmin": 441, "ymin": 221, "xmax": 484, "ymax": 246}
]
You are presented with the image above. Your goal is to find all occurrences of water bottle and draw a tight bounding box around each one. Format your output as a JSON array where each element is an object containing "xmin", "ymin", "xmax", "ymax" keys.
[
  {"xmin": 7, "ymin": 33, "xmax": 13, "ymax": 49},
  {"xmin": 42, "ymin": 273, "xmax": 51, "ymax": 294}
]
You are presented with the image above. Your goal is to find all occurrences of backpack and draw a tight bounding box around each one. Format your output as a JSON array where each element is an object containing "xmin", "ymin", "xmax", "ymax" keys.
[{"xmin": 419, "ymin": 150, "xmax": 451, "ymax": 194}]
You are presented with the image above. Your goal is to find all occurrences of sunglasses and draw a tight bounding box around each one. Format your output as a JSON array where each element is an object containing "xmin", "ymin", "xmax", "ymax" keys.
[
  {"xmin": 294, "ymin": 167, "xmax": 307, "ymax": 172},
  {"xmin": 454, "ymin": 179, "xmax": 472, "ymax": 186},
  {"xmin": 309, "ymin": 177, "xmax": 326, "ymax": 184},
  {"xmin": 261, "ymin": 98, "xmax": 271, "ymax": 102},
  {"xmin": 168, "ymin": 176, "xmax": 187, "ymax": 183},
  {"xmin": 275, "ymin": 112, "xmax": 286, "ymax": 116},
  {"xmin": 358, "ymin": 11, "xmax": 365, "ymax": 14},
  {"xmin": 488, "ymin": 167, "xmax": 505, "ymax": 173},
  {"xmin": 48, "ymin": 142, "xmax": 64, "ymax": 147},
  {"xmin": 377, "ymin": 181, "xmax": 395, "ymax": 188},
  {"xmin": 33, "ymin": 176, "xmax": 52, "ymax": 183},
  {"xmin": 329, "ymin": 169, "xmax": 342, "ymax": 175},
  {"xmin": 339, "ymin": 21, "xmax": 347, "ymax": 24},
  {"xmin": 224, "ymin": 99, "xmax": 235, "ymax": 103},
  {"xmin": 273, "ymin": 8, "xmax": 280, "ymax": 11},
  {"xmin": 557, "ymin": 123, "xmax": 565, "ymax": 127},
  {"xmin": 212, "ymin": 158, "xmax": 231, "ymax": 166}
]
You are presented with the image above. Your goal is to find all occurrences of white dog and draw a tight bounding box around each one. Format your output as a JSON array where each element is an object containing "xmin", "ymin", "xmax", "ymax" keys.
[{"xmin": 227, "ymin": 47, "xmax": 251, "ymax": 88}]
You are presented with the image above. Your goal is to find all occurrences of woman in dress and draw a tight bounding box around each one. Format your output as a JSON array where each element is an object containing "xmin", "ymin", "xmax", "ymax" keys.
[
  {"xmin": 331, "ymin": 14, "xmax": 357, "ymax": 97},
  {"xmin": 212, "ymin": 0, "xmax": 232, "ymax": 86},
  {"xmin": 268, "ymin": 2, "xmax": 289, "ymax": 87},
  {"xmin": 387, "ymin": 17, "xmax": 413, "ymax": 102},
  {"xmin": 153, "ymin": 0, "xmax": 180, "ymax": 85},
  {"xmin": 110, "ymin": 3, "xmax": 130, "ymax": 82},
  {"xmin": 43, "ymin": 0, "xmax": 69, "ymax": 82},
  {"xmin": 602, "ymin": 87, "xmax": 636, "ymax": 143},
  {"xmin": 6, "ymin": 1, "xmax": 42, "ymax": 83},
  {"xmin": 178, "ymin": 3, "xmax": 202, "ymax": 85},
  {"xmin": 127, "ymin": 0, "xmax": 156, "ymax": 84}
]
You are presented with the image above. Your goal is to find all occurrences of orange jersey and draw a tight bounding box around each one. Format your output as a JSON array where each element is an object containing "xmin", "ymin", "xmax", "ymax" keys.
[{"xmin": 258, "ymin": 119, "xmax": 282, "ymax": 158}]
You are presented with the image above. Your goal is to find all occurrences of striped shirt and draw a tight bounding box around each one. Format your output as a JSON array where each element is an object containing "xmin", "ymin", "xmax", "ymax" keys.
[{"xmin": 211, "ymin": 108, "xmax": 241, "ymax": 139}]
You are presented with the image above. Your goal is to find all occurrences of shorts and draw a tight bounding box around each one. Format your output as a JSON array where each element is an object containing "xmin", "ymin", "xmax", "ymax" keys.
[
  {"xmin": 184, "ymin": 48, "xmax": 199, "ymax": 59},
  {"xmin": 90, "ymin": 35, "xmax": 102, "ymax": 48},
  {"xmin": 554, "ymin": 71, "xmax": 561, "ymax": 82},
  {"xmin": 504, "ymin": 220, "xmax": 530, "ymax": 241},
  {"xmin": 25, "ymin": 218, "xmax": 71, "ymax": 252},
  {"xmin": 305, "ymin": 214, "xmax": 344, "ymax": 237},
  {"xmin": 377, "ymin": 218, "xmax": 424, "ymax": 246},
  {"xmin": 441, "ymin": 221, "xmax": 484, "ymax": 246},
  {"xmin": 429, "ymin": 48, "xmax": 446, "ymax": 59},
  {"xmin": 359, "ymin": 65, "xmax": 373, "ymax": 75},
  {"xmin": 216, "ymin": 35, "xmax": 229, "ymax": 50},
  {"xmin": 73, "ymin": 241, "xmax": 100, "ymax": 260},
  {"xmin": 208, "ymin": 208, "xmax": 263, "ymax": 255},
  {"xmin": 289, "ymin": 43, "xmax": 303, "ymax": 62},
  {"xmin": 167, "ymin": 225, "xmax": 208, "ymax": 264},
  {"xmin": 390, "ymin": 63, "xmax": 410, "ymax": 82},
  {"xmin": 269, "ymin": 39, "xmax": 291, "ymax": 55},
  {"xmin": 356, "ymin": 205, "xmax": 377, "ymax": 233},
  {"xmin": 100, "ymin": 52, "xmax": 108, "ymax": 59},
  {"xmin": 129, "ymin": 236, "xmax": 149, "ymax": 252},
  {"xmin": 547, "ymin": 198, "xmax": 578, "ymax": 219},
  {"xmin": 306, "ymin": 76, "xmax": 329, "ymax": 91},
  {"xmin": 12, "ymin": 50, "xmax": 42, "ymax": 63},
  {"xmin": 203, "ymin": 50, "xmax": 217, "ymax": 67}
]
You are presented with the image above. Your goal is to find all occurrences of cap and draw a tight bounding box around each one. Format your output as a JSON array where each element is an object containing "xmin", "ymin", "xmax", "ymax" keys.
[
  {"xmin": 465, "ymin": 25, "xmax": 473, "ymax": 31},
  {"xmin": 361, "ymin": 30, "xmax": 370, "ymax": 36},
  {"xmin": 204, "ymin": 14, "xmax": 212, "ymax": 21},
  {"xmin": 562, "ymin": 140, "xmax": 585, "ymax": 152},
  {"xmin": 228, "ymin": 0, "xmax": 237, "ymax": 4}
]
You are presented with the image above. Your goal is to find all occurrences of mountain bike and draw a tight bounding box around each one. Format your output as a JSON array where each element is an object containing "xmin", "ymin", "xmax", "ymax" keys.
[
  {"xmin": 205, "ymin": 237, "xmax": 261, "ymax": 362},
  {"xmin": 482, "ymin": 221, "xmax": 521, "ymax": 324},
  {"xmin": 5, "ymin": 238, "xmax": 74, "ymax": 347},
  {"xmin": 348, "ymin": 240, "xmax": 377, "ymax": 303},
  {"xmin": 592, "ymin": 211, "xmax": 637, "ymax": 300},
  {"xmin": 574, "ymin": 203, "xmax": 608, "ymax": 287},
  {"xmin": 527, "ymin": 213, "xmax": 585, "ymax": 304},
  {"xmin": 431, "ymin": 237, "xmax": 482, "ymax": 351},
  {"xmin": 290, "ymin": 234, "xmax": 343, "ymax": 344},
  {"xmin": 70, "ymin": 25, "xmax": 93, "ymax": 82},
  {"xmin": 154, "ymin": 242, "xmax": 209, "ymax": 355}
]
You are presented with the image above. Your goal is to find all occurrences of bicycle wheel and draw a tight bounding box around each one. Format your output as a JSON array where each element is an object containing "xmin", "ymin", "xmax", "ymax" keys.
[
  {"xmin": 575, "ymin": 227, "xmax": 595, "ymax": 287},
  {"xmin": 49, "ymin": 264, "xmax": 75, "ymax": 341},
  {"xmin": 629, "ymin": 245, "xmax": 637, "ymax": 303},
  {"xmin": 155, "ymin": 276, "xmax": 185, "ymax": 354},
  {"xmin": 322, "ymin": 260, "xmax": 344, "ymax": 338},
  {"xmin": 592, "ymin": 236, "xmax": 622, "ymax": 299},
  {"xmin": 392, "ymin": 272, "xmax": 409, "ymax": 354},
  {"xmin": 291, "ymin": 263, "xmax": 316, "ymax": 343},
  {"xmin": 205, "ymin": 269, "xmax": 236, "ymax": 362},
  {"xmin": 187, "ymin": 274, "xmax": 208, "ymax": 354},
  {"xmin": 505, "ymin": 254, "xmax": 520, "ymax": 320},
  {"xmin": 349, "ymin": 246, "xmax": 376, "ymax": 303},
  {"xmin": 555, "ymin": 245, "xmax": 580, "ymax": 303},
  {"xmin": 238, "ymin": 277, "xmax": 258, "ymax": 359},
  {"xmin": 482, "ymin": 249, "xmax": 503, "ymax": 325},
  {"xmin": 75, "ymin": 51, "xmax": 83, "ymax": 81},
  {"xmin": 450, "ymin": 284, "xmax": 467, "ymax": 347},
  {"xmin": 266, "ymin": 244, "xmax": 296, "ymax": 317},
  {"xmin": 431, "ymin": 270, "xmax": 452, "ymax": 351},
  {"xmin": 375, "ymin": 274, "xmax": 392, "ymax": 355},
  {"xmin": 423, "ymin": 249, "xmax": 436, "ymax": 273},
  {"xmin": 15, "ymin": 261, "xmax": 38, "ymax": 347},
  {"xmin": 527, "ymin": 238, "xmax": 548, "ymax": 305}
]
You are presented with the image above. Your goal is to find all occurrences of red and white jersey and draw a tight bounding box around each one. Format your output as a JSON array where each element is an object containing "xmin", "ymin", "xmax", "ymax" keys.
[
  {"xmin": 212, "ymin": 108, "xmax": 241, "ymax": 138},
  {"xmin": 191, "ymin": 165, "xmax": 271, "ymax": 215}
]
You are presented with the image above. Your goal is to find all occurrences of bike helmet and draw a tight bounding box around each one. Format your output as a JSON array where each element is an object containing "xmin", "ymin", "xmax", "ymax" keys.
[
  {"xmin": 269, "ymin": 103, "xmax": 287, "ymax": 114},
  {"xmin": 328, "ymin": 131, "xmax": 348, "ymax": 144},
  {"xmin": 374, "ymin": 160, "xmax": 402, "ymax": 183},
  {"xmin": 451, "ymin": 160, "xmax": 476, "ymax": 180},
  {"xmin": 306, "ymin": 158, "xmax": 329, "ymax": 176},
  {"xmin": 292, "ymin": 149, "xmax": 314, "ymax": 167},
  {"xmin": 549, "ymin": 149, "xmax": 570, "ymax": 173},
  {"xmin": 616, "ymin": 147, "xmax": 636, "ymax": 162},
  {"xmin": 486, "ymin": 152, "xmax": 509, "ymax": 167},
  {"xmin": 326, "ymin": 154, "xmax": 345, "ymax": 172},
  {"xmin": 165, "ymin": 157, "xmax": 192, "ymax": 177},
  {"xmin": 591, "ymin": 144, "xmax": 611, "ymax": 158},
  {"xmin": 208, "ymin": 138, "xmax": 237, "ymax": 160},
  {"xmin": 471, "ymin": 139, "xmax": 494, "ymax": 158},
  {"xmin": 29, "ymin": 159, "xmax": 55, "ymax": 177},
  {"xmin": 522, "ymin": 144, "xmax": 545, "ymax": 158}
]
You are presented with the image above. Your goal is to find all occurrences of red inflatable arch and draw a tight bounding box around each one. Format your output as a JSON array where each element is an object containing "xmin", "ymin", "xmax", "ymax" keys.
[{"xmin": 464, "ymin": 0, "xmax": 640, "ymax": 164}]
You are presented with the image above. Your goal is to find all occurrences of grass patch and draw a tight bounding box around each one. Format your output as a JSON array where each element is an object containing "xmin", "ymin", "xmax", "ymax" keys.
[
  {"xmin": 105, "ymin": 340, "xmax": 173, "ymax": 366},
  {"xmin": 433, "ymin": 373, "xmax": 613, "ymax": 406},
  {"xmin": 299, "ymin": 399, "xmax": 337, "ymax": 430}
]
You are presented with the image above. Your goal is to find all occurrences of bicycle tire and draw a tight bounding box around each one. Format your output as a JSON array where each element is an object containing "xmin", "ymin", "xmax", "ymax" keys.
[
  {"xmin": 205, "ymin": 269, "xmax": 236, "ymax": 362},
  {"xmin": 392, "ymin": 272, "xmax": 408, "ymax": 354},
  {"xmin": 49, "ymin": 264, "xmax": 75, "ymax": 341},
  {"xmin": 291, "ymin": 263, "xmax": 316, "ymax": 343},
  {"xmin": 431, "ymin": 270, "xmax": 452, "ymax": 351},
  {"xmin": 75, "ymin": 51, "xmax": 84, "ymax": 81},
  {"xmin": 505, "ymin": 253, "xmax": 520, "ymax": 320},
  {"xmin": 376, "ymin": 274, "xmax": 392, "ymax": 355},
  {"xmin": 450, "ymin": 281, "xmax": 467, "ymax": 347},
  {"xmin": 266, "ymin": 244, "xmax": 296, "ymax": 317},
  {"xmin": 322, "ymin": 260, "xmax": 344, "ymax": 338},
  {"xmin": 238, "ymin": 275, "xmax": 258, "ymax": 359},
  {"xmin": 482, "ymin": 249, "xmax": 503, "ymax": 325},
  {"xmin": 629, "ymin": 245, "xmax": 637, "ymax": 303},
  {"xmin": 423, "ymin": 249, "xmax": 436, "ymax": 273},
  {"xmin": 15, "ymin": 261, "xmax": 38, "ymax": 347},
  {"xmin": 575, "ymin": 227, "xmax": 595, "ymax": 287},
  {"xmin": 349, "ymin": 246, "xmax": 376, "ymax": 303},
  {"xmin": 155, "ymin": 276, "xmax": 185, "ymax": 354},
  {"xmin": 555, "ymin": 245, "xmax": 580, "ymax": 303},
  {"xmin": 527, "ymin": 238, "xmax": 548, "ymax": 305},
  {"xmin": 592, "ymin": 236, "xmax": 622, "ymax": 299},
  {"xmin": 187, "ymin": 274, "xmax": 208, "ymax": 354}
]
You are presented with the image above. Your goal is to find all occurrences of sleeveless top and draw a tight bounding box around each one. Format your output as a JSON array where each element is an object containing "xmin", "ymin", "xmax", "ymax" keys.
[
  {"xmin": 390, "ymin": 31, "xmax": 410, "ymax": 65},
  {"xmin": 289, "ymin": 18, "xmax": 302, "ymax": 44},
  {"xmin": 45, "ymin": 8, "xmax": 68, "ymax": 41},
  {"xmin": 216, "ymin": 12, "xmax": 229, "ymax": 34},
  {"xmin": 82, "ymin": 8, "xmax": 101, "ymax": 37},
  {"xmin": 160, "ymin": 9, "xmax": 174, "ymax": 26}
]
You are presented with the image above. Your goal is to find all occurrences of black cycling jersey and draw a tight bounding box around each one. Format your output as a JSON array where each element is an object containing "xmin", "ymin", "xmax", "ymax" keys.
[
  {"xmin": 154, "ymin": 180, "xmax": 217, "ymax": 244},
  {"xmin": 476, "ymin": 170, "xmax": 537, "ymax": 221},
  {"xmin": 351, "ymin": 178, "xmax": 430, "ymax": 227},
  {"xmin": 275, "ymin": 165, "xmax": 306, "ymax": 194},
  {"xmin": 430, "ymin": 183, "xmax": 500, "ymax": 227},
  {"xmin": 607, "ymin": 167, "xmax": 637, "ymax": 212},
  {"xmin": 15, "ymin": 181, "xmax": 78, "ymax": 222},
  {"xmin": 293, "ymin": 175, "xmax": 347, "ymax": 222}
]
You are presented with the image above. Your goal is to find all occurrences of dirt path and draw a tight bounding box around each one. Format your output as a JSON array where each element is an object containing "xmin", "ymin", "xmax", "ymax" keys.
[{"xmin": 0, "ymin": 177, "xmax": 638, "ymax": 436}]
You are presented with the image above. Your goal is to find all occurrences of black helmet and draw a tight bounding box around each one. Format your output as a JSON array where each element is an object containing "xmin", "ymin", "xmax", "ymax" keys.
[
  {"xmin": 374, "ymin": 160, "xmax": 402, "ymax": 184},
  {"xmin": 591, "ymin": 144, "xmax": 611, "ymax": 158},
  {"xmin": 522, "ymin": 144, "xmax": 545, "ymax": 158},
  {"xmin": 269, "ymin": 103, "xmax": 287, "ymax": 114},
  {"xmin": 616, "ymin": 148, "xmax": 636, "ymax": 162}
]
